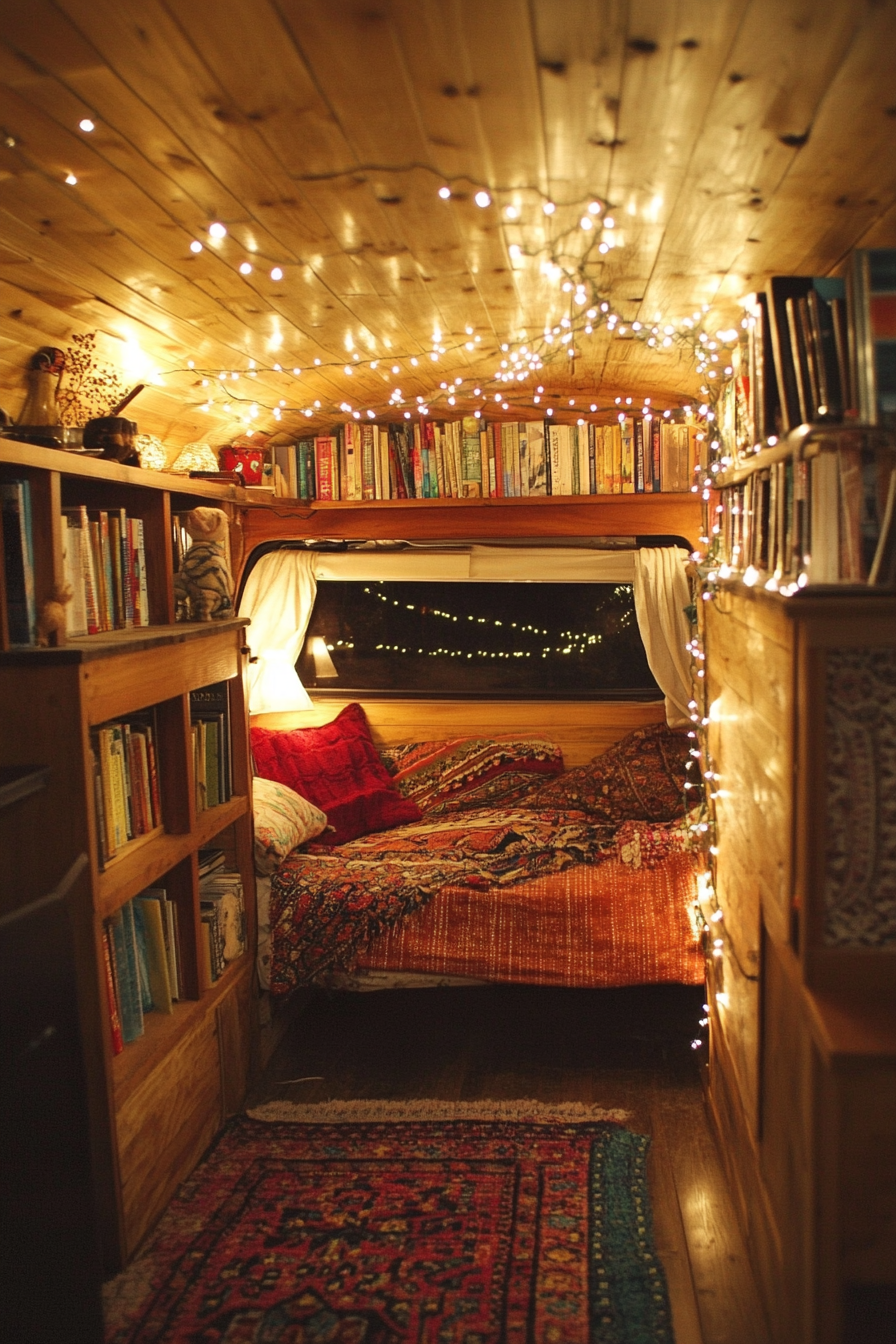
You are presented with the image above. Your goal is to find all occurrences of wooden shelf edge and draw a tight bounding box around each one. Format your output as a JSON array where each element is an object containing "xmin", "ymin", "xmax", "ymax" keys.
[
  {"xmin": 112, "ymin": 955, "xmax": 253, "ymax": 1106},
  {"xmin": 0, "ymin": 438, "xmax": 249, "ymax": 502},
  {"xmin": 97, "ymin": 795, "xmax": 249, "ymax": 917}
]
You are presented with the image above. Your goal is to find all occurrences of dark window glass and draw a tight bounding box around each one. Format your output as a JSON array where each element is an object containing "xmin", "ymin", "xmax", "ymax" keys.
[{"xmin": 297, "ymin": 581, "xmax": 659, "ymax": 699}]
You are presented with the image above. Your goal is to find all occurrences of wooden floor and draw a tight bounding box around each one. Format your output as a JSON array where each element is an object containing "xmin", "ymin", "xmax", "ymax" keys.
[{"xmin": 249, "ymin": 983, "xmax": 771, "ymax": 1344}]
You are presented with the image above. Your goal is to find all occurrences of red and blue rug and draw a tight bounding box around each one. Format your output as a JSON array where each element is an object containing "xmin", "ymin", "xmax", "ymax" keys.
[{"xmin": 104, "ymin": 1100, "xmax": 674, "ymax": 1343}]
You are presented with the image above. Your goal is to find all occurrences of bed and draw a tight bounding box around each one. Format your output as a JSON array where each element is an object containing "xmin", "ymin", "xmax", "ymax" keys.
[{"xmin": 250, "ymin": 706, "xmax": 704, "ymax": 996}]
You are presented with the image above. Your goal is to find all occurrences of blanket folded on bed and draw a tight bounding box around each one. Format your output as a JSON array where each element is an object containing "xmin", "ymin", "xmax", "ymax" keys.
[{"xmin": 269, "ymin": 807, "xmax": 617, "ymax": 992}]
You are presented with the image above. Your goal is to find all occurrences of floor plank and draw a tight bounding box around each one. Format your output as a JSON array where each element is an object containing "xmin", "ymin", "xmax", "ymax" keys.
[{"xmin": 249, "ymin": 983, "xmax": 770, "ymax": 1343}]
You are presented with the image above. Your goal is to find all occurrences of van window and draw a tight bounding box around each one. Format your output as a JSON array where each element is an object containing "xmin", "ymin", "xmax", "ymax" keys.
[{"xmin": 298, "ymin": 580, "xmax": 659, "ymax": 699}]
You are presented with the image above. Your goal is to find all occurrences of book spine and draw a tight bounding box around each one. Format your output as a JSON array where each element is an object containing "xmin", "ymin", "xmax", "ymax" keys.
[
  {"xmin": 461, "ymin": 418, "xmax": 482, "ymax": 497},
  {"xmin": 101, "ymin": 923, "xmax": 124, "ymax": 1055},
  {"xmin": 1, "ymin": 480, "xmax": 36, "ymax": 645},
  {"xmin": 588, "ymin": 424, "xmax": 597, "ymax": 494},
  {"xmin": 633, "ymin": 418, "xmax": 645, "ymax": 493}
]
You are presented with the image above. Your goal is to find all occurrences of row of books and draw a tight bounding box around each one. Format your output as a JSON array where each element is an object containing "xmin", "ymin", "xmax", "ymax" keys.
[
  {"xmin": 725, "ymin": 249, "xmax": 896, "ymax": 456},
  {"xmin": 90, "ymin": 714, "xmax": 162, "ymax": 868},
  {"xmin": 271, "ymin": 417, "xmax": 698, "ymax": 502},
  {"xmin": 103, "ymin": 891, "xmax": 181, "ymax": 1051},
  {"xmin": 61, "ymin": 504, "xmax": 150, "ymax": 636},
  {"xmin": 191, "ymin": 682, "xmax": 233, "ymax": 812},
  {"xmin": 1, "ymin": 477, "xmax": 36, "ymax": 646},
  {"xmin": 715, "ymin": 432, "xmax": 896, "ymax": 587},
  {"xmin": 199, "ymin": 869, "xmax": 247, "ymax": 985},
  {"xmin": 102, "ymin": 860, "xmax": 247, "ymax": 1054}
]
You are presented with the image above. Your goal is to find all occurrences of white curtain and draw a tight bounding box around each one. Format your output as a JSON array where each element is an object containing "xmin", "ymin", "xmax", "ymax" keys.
[
  {"xmin": 632, "ymin": 547, "xmax": 692, "ymax": 727},
  {"xmin": 238, "ymin": 550, "xmax": 318, "ymax": 714}
]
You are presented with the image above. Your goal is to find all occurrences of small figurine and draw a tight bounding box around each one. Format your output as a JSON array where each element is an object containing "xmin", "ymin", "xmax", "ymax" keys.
[
  {"xmin": 173, "ymin": 507, "xmax": 234, "ymax": 621},
  {"xmin": 36, "ymin": 583, "xmax": 73, "ymax": 646}
]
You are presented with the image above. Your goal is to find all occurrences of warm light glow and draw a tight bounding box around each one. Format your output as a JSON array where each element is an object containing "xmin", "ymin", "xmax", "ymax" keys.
[
  {"xmin": 438, "ymin": 185, "xmax": 451, "ymax": 199},
  {"xmin": 270, "ymin": 266, "xmax": 283, "ymax": 280},
  {"xmin": 65, "ymin": 173, "xmax": 78, "ymax": 185},
  {"xmin": 543, "ymin": 201, "xmax": 555, "ymax": 215},
  {"xmin": 474, "ymin": 190, "xmax": 491, "ymax": 208},
  {"xmin": 190, "ymin": 240, "xmax": 203, "ymax": 253},
  {"xmin": 209, "ymin": 221, "xmax": 227, "ymax": 239},
  {"xmin": 79, "ymin": 118, "xmax": 95, "ymax": 133},
  {"xmin": 239, "ymin": 261, "xmax": 252, "ymax": 275}
]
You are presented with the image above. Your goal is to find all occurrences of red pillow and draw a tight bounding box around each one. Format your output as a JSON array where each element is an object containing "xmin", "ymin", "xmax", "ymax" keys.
[{"xmin": 250, "ymin": 704, "xmax": 421, "ymax": 846}]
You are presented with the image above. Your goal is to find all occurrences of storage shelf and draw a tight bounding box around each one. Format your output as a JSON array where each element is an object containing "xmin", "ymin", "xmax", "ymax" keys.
[
  {"xmin": 0, "ymin": 437, "xmax": 249, "ymax": 503},
  {"xmin": 112, "ymin": 954, "xmax": 252, "ymax": 1107},
  {"xmin": 96, "ymin": 795, "xmax": 249, "ymax": 918}
]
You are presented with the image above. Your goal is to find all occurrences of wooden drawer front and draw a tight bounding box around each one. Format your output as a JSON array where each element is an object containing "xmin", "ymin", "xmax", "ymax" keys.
[
  {"xmin": 82, "ymin": 635, "xmax": 240, "ymax": 725},
  {"xmin": 116, "ymin": 1013, "xmax": 222, "ymax": 1259}
]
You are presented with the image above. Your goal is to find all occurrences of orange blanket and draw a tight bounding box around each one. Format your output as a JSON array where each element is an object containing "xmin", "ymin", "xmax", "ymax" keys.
[{"xmin": 356, "ymin": 852, "xmax": 702, "ymax": 988}]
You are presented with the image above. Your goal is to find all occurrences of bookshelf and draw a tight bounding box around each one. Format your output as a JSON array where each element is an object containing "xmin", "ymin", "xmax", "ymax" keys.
[{"xmin": 0, "ymin": 442, "xmax": 256, "ymax": 1272}]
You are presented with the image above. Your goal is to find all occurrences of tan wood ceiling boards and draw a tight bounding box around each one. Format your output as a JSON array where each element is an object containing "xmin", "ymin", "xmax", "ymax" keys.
[{"xmin": 0, "ymin": 0, "xmax": 894, "ymax": 450}]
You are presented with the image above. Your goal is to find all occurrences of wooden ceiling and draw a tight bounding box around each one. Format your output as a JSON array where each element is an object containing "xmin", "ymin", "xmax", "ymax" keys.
[{"xmin": 0, "ymin": 0, "xmax": 894, "ymax": 453}]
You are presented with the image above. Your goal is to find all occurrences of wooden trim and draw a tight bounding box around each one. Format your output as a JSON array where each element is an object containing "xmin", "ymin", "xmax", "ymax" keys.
[{"xmin": 251, "ymin": 697, "xmax": 667, "ymax": 767}]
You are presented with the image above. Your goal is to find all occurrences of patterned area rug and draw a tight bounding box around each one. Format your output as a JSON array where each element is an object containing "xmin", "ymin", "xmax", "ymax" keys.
[{"xmin": 104, "ymin": 1101, "xmax": 674, "ymax": 1344}]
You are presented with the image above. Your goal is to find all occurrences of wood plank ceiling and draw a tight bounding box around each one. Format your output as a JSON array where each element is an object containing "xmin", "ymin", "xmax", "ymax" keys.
[{"xmin": 0, "ymin": 0, "xmax": 894, "ymax": 453}]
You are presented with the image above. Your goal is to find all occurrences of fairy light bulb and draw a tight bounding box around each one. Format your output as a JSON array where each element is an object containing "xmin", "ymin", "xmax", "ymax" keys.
[
  {"xmin": 438, "ymin": 185, "xmax": 451, "ymax": 199},
  {"xmin": 543, "ymin": 201, "xmax": 556, "ymax": 215},
  {"xmin": 190, "ymin": 240, "xmax": 203, "ymax": 253},
  {"xmin": 588, "ymin": 201, "xmax": 601, "ymax": 214},
  {"xmin": 474, "ymin": 190, "xmax": 491, "ymax": 208},
  {"xmin": 79, "ymin": 118, "xmax": 95, "ymax": 132},
  {"xmin": 209, "ymin": 221, "xmax": 227, "ymax": 239},
  {"xmin": 239, "ymin": 261, "xmax": 252, "ymax": 275},
  {"xmin": 65, "ymin": 173, "xmax": 78, "ymax": 185},
  {"xmin": 505, "ymin": 204, "xmax": 519, "ymax": 219},
  {"xmin": 270, "ymin": 266, "xmax": 283, "ymax": 280},
  {"xmin": 580, "ymin": 216, "xmax": 593, "ymax": 230}
]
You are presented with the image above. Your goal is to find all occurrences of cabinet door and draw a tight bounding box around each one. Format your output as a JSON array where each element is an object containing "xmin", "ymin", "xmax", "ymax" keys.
[{"xmin": 116, "ymin": 1012, "xmax": 222, "ymax": 1257}]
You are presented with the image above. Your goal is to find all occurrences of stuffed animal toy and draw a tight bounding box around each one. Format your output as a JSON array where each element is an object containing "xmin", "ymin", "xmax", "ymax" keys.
[
  {"xmin": 36, "ymin": 582, "xmax": 73, "ymax": 646},
  {"xmin": 173, "ymin": 507, "xmax": 234, "ymax": 621}
]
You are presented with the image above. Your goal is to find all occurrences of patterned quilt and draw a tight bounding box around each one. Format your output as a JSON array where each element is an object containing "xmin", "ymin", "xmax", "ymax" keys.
[{"xmin": 269, "ymin": 807, "xmax": 617, "ymax": 993}]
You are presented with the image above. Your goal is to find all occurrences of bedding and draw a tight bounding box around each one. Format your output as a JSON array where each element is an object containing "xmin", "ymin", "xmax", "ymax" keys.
[
  {"xmin": 251, "ymin": 702, "xmax": 421, "ymax": 846},
  {"xmin": 381, "ymin": 736, "xmax": 564, "ymax": 814},
  {"xmin": 263, "ymin": 716, "xmax": 699, "ymax": 996}
]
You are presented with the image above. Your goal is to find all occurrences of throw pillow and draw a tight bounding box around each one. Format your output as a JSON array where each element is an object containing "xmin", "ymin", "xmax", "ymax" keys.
[
  {"xmin": 526, "ymin": 722, "xmax": 689, "ymax": 822},
  {"xmin": 250, "ymin": 703, "xmax": 421, "ymax": 846},
  {"xmin": 252, "ymin": 776, "xmax": 328, "ymax": 875},
  {"xmin": 391, "ymin": 736, "xmax": 564, "ymax": 815}
]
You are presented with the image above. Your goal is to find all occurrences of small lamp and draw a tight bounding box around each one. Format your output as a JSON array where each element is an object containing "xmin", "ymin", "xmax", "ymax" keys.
[{"xmin": 309, "ymin": 636, "xmax": 339, "ymax": 679}]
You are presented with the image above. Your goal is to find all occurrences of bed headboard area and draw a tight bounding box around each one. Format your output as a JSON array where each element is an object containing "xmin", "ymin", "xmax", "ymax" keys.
[{"xmin": 249, "ymin": 698, "xmax": 665, "ymax": 767}]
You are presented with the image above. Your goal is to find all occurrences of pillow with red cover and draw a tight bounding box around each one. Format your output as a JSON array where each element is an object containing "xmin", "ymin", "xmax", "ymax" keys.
[
  {"xmin": 526, "ymin": 722, "xmax": 689, "ymax": 822},
  {"xmin": 389, "ymin": 736, "xmax": 564, "ymax": 815},
  {"xmin": 250, "ymin": 704, "xmax": 421, "ymax": 847}
]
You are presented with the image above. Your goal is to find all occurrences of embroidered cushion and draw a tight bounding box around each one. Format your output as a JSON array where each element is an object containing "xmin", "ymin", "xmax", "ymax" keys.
[
  {"xmin": 251, "ymin": 703, "xmax": 421, "ymax": 847},
  {"xmin": 252, "ymin": 776, "xmax": 328, "ymax": 875},
  {"xmin": 526, "ymin": 722, "xmax": 689, "ymax": 822},
  {"xmin": 387, "ymin": 737, "xmax": 565, "ymax": 815}
]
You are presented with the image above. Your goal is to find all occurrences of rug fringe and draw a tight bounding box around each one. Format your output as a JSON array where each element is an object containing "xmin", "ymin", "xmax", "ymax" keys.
[{"xmin": 247, "ymin": 1098, "xmax": 631, "ymax": 1124}]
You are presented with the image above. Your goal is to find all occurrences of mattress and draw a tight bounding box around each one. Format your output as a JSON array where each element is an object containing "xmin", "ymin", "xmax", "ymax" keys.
[{"xmin": 353, "ymin": 851, "xmax": 703, "ymax": 988}]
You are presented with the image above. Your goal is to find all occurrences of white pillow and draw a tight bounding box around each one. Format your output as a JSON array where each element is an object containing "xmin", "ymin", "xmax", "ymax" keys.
[{"xmin": 252, "ymin": 776, "xmax": 327, "ymax": 875}]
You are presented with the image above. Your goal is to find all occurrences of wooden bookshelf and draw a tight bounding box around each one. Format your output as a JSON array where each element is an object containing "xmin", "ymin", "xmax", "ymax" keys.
[{"xmin": 0, "ymin": 443, "xmax": 256, "ymax": 1272}]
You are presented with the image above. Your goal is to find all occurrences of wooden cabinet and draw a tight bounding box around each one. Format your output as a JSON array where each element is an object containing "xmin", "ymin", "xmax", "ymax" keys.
[
  {"xmin": 703, "ymin": 585, "xmax": 896, "ymax": 1344},
  {"xmin": 0, "ymin": 442, "xmax": 256, "ymax": 1272}
]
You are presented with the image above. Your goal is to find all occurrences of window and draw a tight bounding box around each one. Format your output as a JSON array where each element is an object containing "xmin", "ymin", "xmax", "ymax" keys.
[{"xmin": 297, "ymin": 580, "xmax": 659, "ymax": 698}]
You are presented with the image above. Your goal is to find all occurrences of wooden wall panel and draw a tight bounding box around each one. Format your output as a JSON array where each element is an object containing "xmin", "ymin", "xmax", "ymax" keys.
[{"xmin": 251, "ymin": 697, "xmax": 666, "ymax": 768}]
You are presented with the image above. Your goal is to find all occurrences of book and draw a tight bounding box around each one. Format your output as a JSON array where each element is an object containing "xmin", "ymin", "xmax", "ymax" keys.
[
  {"xmin": 190, "ymin": 682, "xmax": 232, "ymax": 802},
  {"xmin": 60, "ymin": 513, "xmax": 88, "ymax": 637},
  {"xmin": 619, "ymin": 419, "xmax": 635, "ymax": 493},
  {"xmin": 461, "ymin": 418, "xmax": 483, "ymax": 497},
  {"xmin": 848, "ymin": 248, "xmax": 896, "ymax": 427},
  {"xmin": 110, "ymin": 902, "xmax": 144, "ymax": 1044},
  {"xmin": 1, "ymin": 479, "xmax": 36, "ymax": 646},
  {"xmin": 135, "ymin": 894, "xmax": 174, "ymax": 1013},
  {"xmin": 526, "ymin": 421, "xmax": 547, "ymax": 494},
  {"xmin": 101, "ymin": 924, "xmax": 124, "ymax": 1055}
]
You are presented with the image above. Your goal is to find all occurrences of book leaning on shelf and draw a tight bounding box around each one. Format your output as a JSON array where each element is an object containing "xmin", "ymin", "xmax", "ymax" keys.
[
  {"xmin": 103, "ymin": 889, "xmax": 182, "ymax": 1053},
  {"xmin": 91, "ymin": 712, "xmax": 163, "ymax": 868},
  {"xmin": 265, "ymin": 417, "xmax": 699, "ymax": 501}
]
